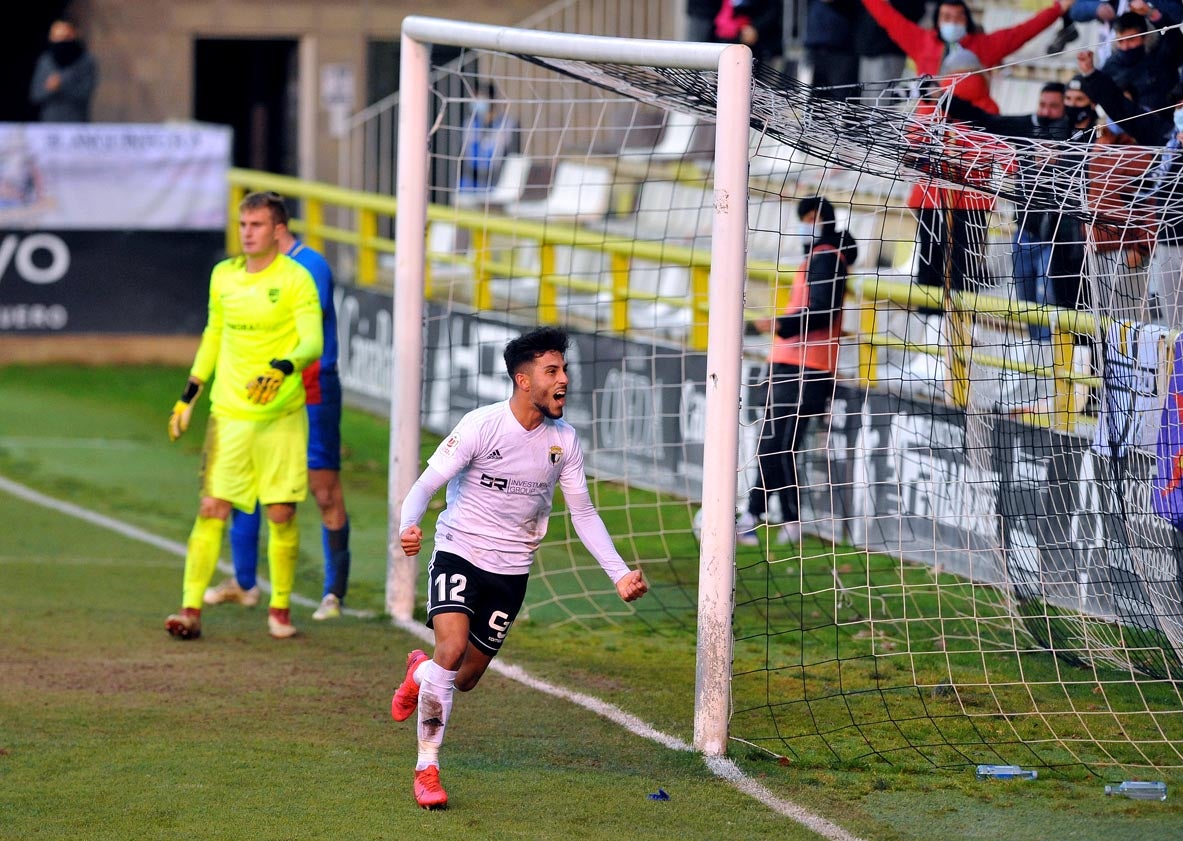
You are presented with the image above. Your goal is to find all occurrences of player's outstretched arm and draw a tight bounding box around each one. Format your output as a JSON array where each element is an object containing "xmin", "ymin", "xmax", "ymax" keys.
[
  {"xmin": 615, "ymin": 568, "xmax": 648, "ymax": 603},
  {"xmin": 168, "ymin": 377, "xmax": 204, "ymax": 441}
]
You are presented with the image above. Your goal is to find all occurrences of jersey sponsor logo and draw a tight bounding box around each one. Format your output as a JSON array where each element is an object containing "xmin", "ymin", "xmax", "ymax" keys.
[
  {"xmin": 487, "ymin": 449, "xmax": 503, "ymax": 460},
  {"xmin": 488, "ymin": 610, "xmax": 512, "ymax": 642},
  {"xmin": 549, "ymin": 445, "xmax": 563, "ymax": 465},
  {"xmin": 479, "ymin": 473, "xmax": 549, "ymax": 495},
  {"xmin": 268, "ymin": 287, "xmax": 280, "ymax": 303},
  {"xmin": 441, "ymin": 433, "xmax": 461, "ymax": 457},
  {"xmin": 479, "ymin": 473, "xmax": 509, "ymax": 490}
]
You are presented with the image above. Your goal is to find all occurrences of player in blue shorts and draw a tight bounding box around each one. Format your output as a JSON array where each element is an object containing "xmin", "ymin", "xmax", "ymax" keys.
[{"xmin": 204, "ymin": 195, "xmax": 351, "ymax": 621}]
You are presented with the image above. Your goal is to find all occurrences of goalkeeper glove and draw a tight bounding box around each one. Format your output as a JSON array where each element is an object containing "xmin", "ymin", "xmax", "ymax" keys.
[
  {"xmin": 168, "ymin": 378, "xmax": 203, "ymax": 442},
  {"xmin": 245, "ymin": 358, "xmax": 295, "ymax": 405}
]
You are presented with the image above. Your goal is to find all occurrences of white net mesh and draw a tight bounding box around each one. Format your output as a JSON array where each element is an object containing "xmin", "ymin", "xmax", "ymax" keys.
[{"xmin": 413, "ymin": 35, "xmax": 1183, "ymax": 772}]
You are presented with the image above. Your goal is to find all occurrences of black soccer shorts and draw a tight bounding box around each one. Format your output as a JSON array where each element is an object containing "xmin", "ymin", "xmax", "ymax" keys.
[{"xmin": 426, "ymin": 550, "xmax": 530, "ymax": 656}]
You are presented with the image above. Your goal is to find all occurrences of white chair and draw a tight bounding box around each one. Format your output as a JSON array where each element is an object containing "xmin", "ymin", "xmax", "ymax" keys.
[
  {"xmin": 748, "ymin": 130, "xmax": 806, "ymax": 179},
  {"xmin": 425, "ymin": 221, "xmax": 472, "ymax": 288},
  {"xmin": 454, "ymin": 154, "xmax": 532, "ymax": 209},
  {"xmin": 619, "ymin": 110, "xmax": 713, "ymax": 163},
  {"xmin": 627, "ymin": 259, "xmax": 693, "ymax": 339},
  {"xmin": 506, "ymin": 161, "xmax": 614, "ymax": 223}
]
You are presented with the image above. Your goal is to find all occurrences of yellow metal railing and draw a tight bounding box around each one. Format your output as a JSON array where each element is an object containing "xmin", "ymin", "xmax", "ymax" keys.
[{"xmin": 226, "ymin": 169, "xmax": 1105, "ymax": 431}]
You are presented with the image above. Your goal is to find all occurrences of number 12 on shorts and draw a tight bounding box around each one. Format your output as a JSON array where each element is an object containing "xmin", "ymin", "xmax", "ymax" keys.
[{"xmin": 434, "ymin": 572, "xmax": 468, "ymax": 603}]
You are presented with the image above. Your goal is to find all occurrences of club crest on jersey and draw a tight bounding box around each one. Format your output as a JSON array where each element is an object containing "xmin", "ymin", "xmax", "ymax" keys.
[
  {"xmin": 549, "ymin": 445, "xmax": 563, "ymax": 465},
  {"xmin": 441, "ymin": 433, "xmax": 461, "ymax": 457},
  {"xmin": 268, "ymin": 288, "xmax": 280, "ymax": 303}
]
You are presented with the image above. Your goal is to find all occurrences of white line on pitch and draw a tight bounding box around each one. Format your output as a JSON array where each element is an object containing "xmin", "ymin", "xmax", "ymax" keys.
[
  {"xmin": 0, "ymin": 436, "xmax": 148, "ymax": 449},
  {"xmin": 0, "ymin": 474, "xmax": 375, "ymax": 619},
  {"xmin": 0, "ymin": 472, "xmax": 865, "ymax": 841}
]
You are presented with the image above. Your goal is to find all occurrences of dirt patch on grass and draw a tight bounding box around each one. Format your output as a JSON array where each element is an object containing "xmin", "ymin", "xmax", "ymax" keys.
[{"xmin": 0, "ymin": 335, "xmax": 198, "ymax": 366}]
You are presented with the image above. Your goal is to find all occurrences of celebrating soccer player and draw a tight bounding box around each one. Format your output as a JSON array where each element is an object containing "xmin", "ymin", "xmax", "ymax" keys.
[
  {"xmin": 165, "ymin": 191, "xmax": 323, "ymax": 641},
  {"xmin": 391, "ymin": 326, "xmax": 648, "ymax": 809}
]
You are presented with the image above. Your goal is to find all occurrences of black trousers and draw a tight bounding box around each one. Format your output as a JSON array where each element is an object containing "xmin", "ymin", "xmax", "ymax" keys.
[
  {"xmin": 914, "ymin": 207, "xmax": 992, "ymax": 316},
  {"xmin": 747, "ymin": 363, "xmax": 834, "ymax": 525}
]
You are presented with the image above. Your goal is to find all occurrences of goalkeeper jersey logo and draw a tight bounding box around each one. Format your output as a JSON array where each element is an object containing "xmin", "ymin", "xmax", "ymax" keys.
[{"xmin": 268, "ymin": 288, "xmax": 280, "ymax": 302}]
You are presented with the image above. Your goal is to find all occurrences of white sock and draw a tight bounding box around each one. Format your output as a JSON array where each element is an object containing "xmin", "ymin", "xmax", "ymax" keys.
[
  {"xmin": 412, "ymin": 658, "xmax": 429, "ymax": 685},
  {"xmin": 415, "ymin": 660, "xmax": 457, "ymax": 771}
]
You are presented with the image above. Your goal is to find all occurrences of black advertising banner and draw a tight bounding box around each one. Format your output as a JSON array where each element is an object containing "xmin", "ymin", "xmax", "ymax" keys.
[{"xmin": 0, "ymin": 230, "xmax": 222, "ymax": 334}]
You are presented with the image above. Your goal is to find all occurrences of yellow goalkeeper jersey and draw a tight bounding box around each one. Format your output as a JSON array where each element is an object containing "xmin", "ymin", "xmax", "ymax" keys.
[{"xmin": 191, "ymin": 253, "xmax": 324, "ymax": 420}]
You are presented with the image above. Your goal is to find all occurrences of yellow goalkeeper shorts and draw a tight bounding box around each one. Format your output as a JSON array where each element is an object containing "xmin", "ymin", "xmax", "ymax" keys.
[{"xmin": 199, "ymin": 409, "xmax": 309, "ymax": 511}]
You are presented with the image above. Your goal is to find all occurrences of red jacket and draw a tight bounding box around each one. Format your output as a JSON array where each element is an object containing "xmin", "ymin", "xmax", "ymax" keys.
[
  {"xmin": 862, "ymin": 0, "xmax": 1062, "ymax": 209},
  {"xmin": 862, "ymin": 0, "xmax": 1064, "ymax": 110}
]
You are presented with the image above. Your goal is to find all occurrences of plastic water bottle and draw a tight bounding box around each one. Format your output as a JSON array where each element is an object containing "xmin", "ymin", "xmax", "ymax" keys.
[
  {"xmin": 975, "ymin": 764, "xmax": 1038, "ymax": 780},
  {"xmin": 1104, "ymin": 781, "xmax": 1167, "ymax": 801}
]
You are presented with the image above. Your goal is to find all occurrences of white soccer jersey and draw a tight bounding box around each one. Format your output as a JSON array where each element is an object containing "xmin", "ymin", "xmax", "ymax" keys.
[{"xmin": 426, "ymin": 400, "xmax": 592, "ymax": 575}]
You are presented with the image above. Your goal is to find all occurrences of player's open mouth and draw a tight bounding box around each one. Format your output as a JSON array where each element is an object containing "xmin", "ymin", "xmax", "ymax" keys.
[{"xmin": 554, "ymin": 390, "xmax": 566, "ymax": 403}]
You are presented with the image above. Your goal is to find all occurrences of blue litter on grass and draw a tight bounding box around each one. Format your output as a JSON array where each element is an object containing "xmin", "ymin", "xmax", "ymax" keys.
[{"xmin": 648, "ymin": 788, "xmax": 670, "ymax": 801}]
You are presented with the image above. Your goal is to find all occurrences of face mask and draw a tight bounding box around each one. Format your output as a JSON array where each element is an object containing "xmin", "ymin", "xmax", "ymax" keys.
[
  {"xmin": 50, "ymin": 40, "xmax": 83, "ymax": 66},
  {"xmin": 1173, "ymin": 107, "xmax": 1183, "ymax": 134},
  {"xmin": 1066, "ymin": 105, "xmax": 1096, "ymax": 126},
  {"xmin": 1112, "ymin": 45, "xmax": 1145, "ymax": 65},
  {"xmin": 938, "ymin": 22, "xmax": 967, "ymax": 44},
  {"xmin": 472, "ymin": 99, "xmax": 491, "ymax": 119}
]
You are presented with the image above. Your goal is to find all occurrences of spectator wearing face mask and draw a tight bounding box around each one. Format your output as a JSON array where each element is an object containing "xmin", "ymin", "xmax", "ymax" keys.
[
  {"xmin": 458, "ymin": 81, "xmax": 521, "ymax": 195},
  {"xmin": 1095, "ymin": 5, "xmax": 1183, "ymax": 116},
  {"xmin": 860, "ymin": 0, "xmax": 1073, "ymax": 112},
  {"xmin": 29, "ymin": 19, "xmax": 98, "ymax": 122},
  {"xmin": 1076, "ymin": 44, "xmax": 1168, "ymax": 144},
  {"xmin": 1066, "ymin": 0, "xmax": 1183, "ymax": 63}
]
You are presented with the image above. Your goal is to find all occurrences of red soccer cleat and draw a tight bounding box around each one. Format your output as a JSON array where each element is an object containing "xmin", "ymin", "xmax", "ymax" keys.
[
  {"xmin": 165, "ymin": 607, "xmax": 202, "ymax": 639},
  {"xmin": 413, "ymin": 765, "xmax": 448, "ymax": 809},
  {"xmin": 391, "ymin": 649, "xmax": 430, "ymax": 722}
]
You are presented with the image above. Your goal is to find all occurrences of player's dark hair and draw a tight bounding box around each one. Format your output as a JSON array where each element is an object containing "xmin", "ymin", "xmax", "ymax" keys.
[
  {"xmin": 240, "ymin": 191, "xmax": 290, "ymax": 226},
  {"xmin": 1041, "ymin": 81, "xmax": 1066, "ymax": 97},
  {"xmin": 504, "ymin": 326, "xmax": 569, "ymax": 378}
]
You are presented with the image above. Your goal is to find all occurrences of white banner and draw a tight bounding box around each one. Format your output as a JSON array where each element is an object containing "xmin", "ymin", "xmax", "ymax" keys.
[{"xmin": 0, "ymin": 123, "xmax": 231, "ymax": 230}]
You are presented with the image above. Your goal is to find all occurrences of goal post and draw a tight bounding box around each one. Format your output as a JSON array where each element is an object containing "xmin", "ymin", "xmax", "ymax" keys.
[{"xmin": 392, "ymin": 16, "xmax": 752, "ymax": 756}]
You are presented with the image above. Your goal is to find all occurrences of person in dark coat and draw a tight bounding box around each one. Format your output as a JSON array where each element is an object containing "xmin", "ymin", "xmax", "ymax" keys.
[{"xmin": 28, "ymin": 20, "xmax": 98, "ymax": 122}]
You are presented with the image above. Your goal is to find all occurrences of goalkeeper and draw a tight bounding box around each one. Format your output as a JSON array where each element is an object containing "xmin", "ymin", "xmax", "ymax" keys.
[{"xmin": 165, "ymin": 190, "xmax": 323, "ymax": 641}]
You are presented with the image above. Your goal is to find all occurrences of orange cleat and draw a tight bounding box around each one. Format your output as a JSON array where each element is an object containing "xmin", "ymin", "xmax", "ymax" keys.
[
  {"xmin": 391, "ymin": 649, "xmax": 430, "ymax": 722},
  {"xmin": 413, "ymin": 765, "xmax": 448, "ymax": 809}
]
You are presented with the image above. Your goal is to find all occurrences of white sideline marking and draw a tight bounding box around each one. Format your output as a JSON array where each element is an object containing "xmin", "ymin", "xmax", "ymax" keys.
[
  {"xmin": 0, "ymin": 474, "xmax": 375, "ymax": 618},
  {"xmin": 1, "ymin": 472, "xmax": 863, "ymax": 841},
  {"xmin": 0, "ymin": 436, "xmax": 147, "ymax": 450}
]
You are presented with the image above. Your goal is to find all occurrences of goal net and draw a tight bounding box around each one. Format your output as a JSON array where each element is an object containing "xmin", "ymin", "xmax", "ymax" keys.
[{"xmin": 393, "ymin": 17, "xmax": 1183, "ymax": 773}]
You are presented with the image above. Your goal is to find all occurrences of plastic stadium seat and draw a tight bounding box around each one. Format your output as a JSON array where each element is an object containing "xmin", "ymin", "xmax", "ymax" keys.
[
  {"xmin": 506, "ymin": 161, "xmax": 614, "ymax": 223},
  {"xmin": 627, "ymin": 259, "xmax": 692, "ymax": 339},
  {"xmin": 453, "ymin": 154, "xmax": 532, "ymax": 209},
  {"xmin": 619, "ymin": 110, "xmax": 714, "ymax": 162}
]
